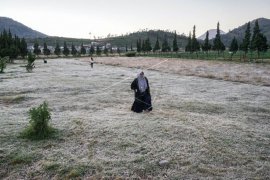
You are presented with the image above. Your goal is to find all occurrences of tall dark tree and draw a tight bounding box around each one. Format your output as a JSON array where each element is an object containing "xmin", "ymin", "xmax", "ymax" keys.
[
  {"xmin": 9, "ymin": 45, "xmax": 20, "ymax": 59},
  {"xmin": 130, "ymin": 44, "xmax": 133, "ymax": 51},
  {"xmin": 240, "ymin": 22, "xmax": 251, "ymax": 58},
  {"xmin": 213, "ymin": 22, "xmax": 225, "ymax": 55},
  {"xmin": 137, "ymin": 39, "xmax": 141, "ymax": 52},
  {"xmin": 202, "ymin": 31, "xmax": 211, "ymax": 54},
  {"xmin": 110, "ymin": 47, "xmax": 113, "ymax": 54},
  {"xmin": 117, "ymin": 47, "xmax": 120, "ymax": 55},
  {"xmin": 141, "ymin": 40, "xmax": 146, "ymax": 52},
  {"xmin": 125, "ymin": 44, "xmax": 128, "ymax": 52},
  {"xmin": 229, "ymin": 37, "xmax": 238, "ymax": 59},
  {"xmin": 96, "ymin": 45, "xmax": 101, "ymax": 55},
  {"xmin": 80, "ymin": 43, "xmax": 86, "ymax": 55},
  {"xmin": 153, "ymin": 36, "xmax": 160, "ymax": 52},
  {"xmin": 8, "ymin": 29, "xmax": 12, "ymax": 47},
  {"xmin": 20, "ymin": 38, "xmax": 28, "ymax": 58},
  {"xmin": 89, "ymin": 45, "xmax": 95, "ymax": 55},
  {"xmin": 250, "ymin": 20, "xmax": 268, "ymax": 58},
  {"xmin": 63, "ymin": 42, "xmax": 70, "ymax": 56},
  {"xmin": 185, "ymin": 32, "xmax": 192, "ymax": 52},
  {"xmin": 162, "ymin": 35, "xmax": 170, "ymax": 52},
  {"xmin": 33, "ymin": 41, "xmax": 41, "ymax": 56},
  {"xmin": 103, "ymin": 46, "xmax": 108, "ymax": 55},
  {"xmin": 191, "ymin": 25, "xmax": 200, "ymax": 53},
  {"xmin": 71, "ymin": 43, "xmax": 77, "ymax": 56},
  {"xmin": 54, "ymin": 43, "xmax": 61, "ymax": 56},
  {"xmin": 173, "ymin": 31, "xmax": 179, "ymax": 52},
  {"xmin": 43, "ymin": 42, "xmax": 50, "ymax": 56},
  {"xmin": 145, "ymin": 37, "xmax": 152, "ymax": 52}
]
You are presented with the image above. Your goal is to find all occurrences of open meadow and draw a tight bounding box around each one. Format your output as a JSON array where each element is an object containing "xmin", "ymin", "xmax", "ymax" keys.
[{"xmin": 0, "ymin": 57, "xmax": 270, "ymax": 179}]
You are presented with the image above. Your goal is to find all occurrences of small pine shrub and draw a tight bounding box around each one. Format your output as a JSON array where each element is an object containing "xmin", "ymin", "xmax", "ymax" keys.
[
  {"xmin": 26, "ymin": 53, "xmax": 36, "ymax": 72},
  {"xmin": 125, "ymin": 51, "xmax": 136, "ymax": 57},
  {"xmin": 21, "ymin": 101, "xmax": 56, "ymax": 140},
  {"xmin": 0, "ymin": 56, "xmax": 9, "ymax": 73}
]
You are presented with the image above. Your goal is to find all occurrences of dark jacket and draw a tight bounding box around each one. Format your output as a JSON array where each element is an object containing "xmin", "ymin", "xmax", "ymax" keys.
[
  {"xmin": 131, "ymin": 77, "xmax": 150, "ymax": 95},
  {"xmin": 131, "ymin": 77, "xmax": 152, "ymax": 112}
]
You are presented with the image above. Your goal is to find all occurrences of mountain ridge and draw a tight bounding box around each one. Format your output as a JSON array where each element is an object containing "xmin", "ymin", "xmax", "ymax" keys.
[
  {"xmin": 220, "ymin": 17, "xmax": 270, "ymax": 46},
  {"xmin": 1, "ymin": 16, "xmax": 269, "ymax": 48},
  {"xmin": 0, "ymin": 17, "xmax": 47, "ymax": 38},
  {"xmin": 198, "ymin": 29, "xmax": 226, "ymax": 40}
]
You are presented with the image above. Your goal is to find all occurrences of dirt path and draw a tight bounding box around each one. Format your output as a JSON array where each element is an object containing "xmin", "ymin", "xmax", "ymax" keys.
[{"xmin": 0, "ymin": 58, "xmax": 269, "ymax": 179}]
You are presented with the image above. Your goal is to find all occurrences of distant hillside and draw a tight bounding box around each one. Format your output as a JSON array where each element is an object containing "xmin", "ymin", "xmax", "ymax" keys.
[
  {"xmin": 0, "ymin": 17, "xmax": 47, "ymax": 38},
  {"xmin": 98, "ymin": 30, "xmax": 189, "ymax": 48},
  {"xmin": 221, "ymin": 18, "xmax": 270, "ymax": 46},
  {"xmin": 198, "ymin": 29, "xmax": 225, "ymax": 40},
  {"xmin": 29, "ymin": 30, "xmax": 189, "ymax": 49}
]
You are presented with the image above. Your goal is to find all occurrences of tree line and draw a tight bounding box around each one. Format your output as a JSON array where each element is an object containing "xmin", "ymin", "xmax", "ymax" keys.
[
  {"xmin": 0, "ymin": 29, "xmax": 28, "ymax": 59},
  {"xmin": 134, "ymin": 20, "xmax": 268, "ymax": 60},
  {"xmin": 1, "ymin": 20, "xmax": 269, "ymax": 60},
  {"xmin": 136, "ymin": 31, "xmax": 179, "ymax": 53},
  {"xmin": 198, "ymin": 20, "xmax": 268, "ymax": 59}
]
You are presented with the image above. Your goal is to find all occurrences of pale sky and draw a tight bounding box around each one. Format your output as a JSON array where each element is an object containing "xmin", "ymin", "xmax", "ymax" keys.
[{"xmin": 1, "ymin": 0, "xmax": 270, "ymax": 39}]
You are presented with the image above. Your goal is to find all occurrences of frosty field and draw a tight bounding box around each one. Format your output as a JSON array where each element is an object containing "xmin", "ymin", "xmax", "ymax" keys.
[{"xmin": 0, "ymin": 57, "xmax": 270, "ymax": 179}]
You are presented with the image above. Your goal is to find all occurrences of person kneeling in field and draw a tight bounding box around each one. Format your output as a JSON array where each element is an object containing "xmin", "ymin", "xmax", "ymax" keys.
[{"xmin": 131, "ymin": 71, "xmax": 152, "ymax": 113}]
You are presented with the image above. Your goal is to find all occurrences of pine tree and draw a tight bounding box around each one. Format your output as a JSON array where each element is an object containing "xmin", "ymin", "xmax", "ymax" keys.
[
  {"xmin": 71, "ymin": 43, "xmax": 77, "ymax": 56},
  {"xmin": 54, "ymin": 43, "xmax": 61, "ymax": 56},
  {"xmin": 202, "ymin": 31, "xmax": 211, "ymax": 54},
  {"xmin": 63, "ymin": 42, "xmax": 70, "ymax": 56},
  {"xmin": 110, "ymin": 47, "xmax": 113, "ymax": 54},
  {"xmin": 103, "ymin": 46, "xmax": 108, "ymax": 55},
  {"xmin": 162, "ymin": 35, "xmax": 170, "ymax": 52},
  {"xmin": 141, "ymin": 40, "xmax": 146, "ymax": 52},
  {"xmin": 191, "ymin": 25, "xmax": 200, "ymax": 53},
  {"xmin": 89, "ymin": 45, "xmax": 95, "ymax": 55},
  {"xmin": 173, "ymin": 31, "xmax": 179, "ymax": 52},
  {"xmin": 43, "ymin": 42, "xmax": 50, "ymax": 56},
  {"xmin": 8, "ymin": 29, "xmax": 12, "ymax": 47},
  {"xmin": 229, "ymin": 37, "xmax": 238, "ymax": 59},
  {"xmin": 185, "ymin": 32, "xmax": 192, "ymax": 52},
  {"xmin": 137, "ymin": 39, "xmax": 141, "ymax": 52},
  {"xmin": 80, "ymin": 43, "xmax": 86, "ymax": 55},
  {"xmin": 240, "ymin": 22, "xmax": 251, "ymax": 58},
  {"xmin": 20, "ymin": 38, "xmax": 28, "ymax": 58},
  {"xmin": 144, "ymin": 37, "xmax": 152, "ymax": 52},
  {"xmin": 33, "ymin": 41, "xmax": 41, "ymax": 56},
  {"xmin": 153, "ymin": 36, "xmax": 160, "ymax": 52},
  {"xmin": 213, "ymin": 22, "xmax": 225, "ymax": 55},
  {"xmin": 117, "ymin": 47, "xmax": 120, "ymax": 55},
  {"xmin": 96, "ymin": 45, "xmax": 101, "ymax": 55},
  {"xmin": 250, "ymin": 20, "xmax": 268, "ymax": 58}
]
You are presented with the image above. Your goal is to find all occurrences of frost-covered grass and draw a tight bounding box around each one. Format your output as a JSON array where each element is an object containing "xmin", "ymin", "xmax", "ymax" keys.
[
  {"xmin": 0, "ymin": 58, "xmax": 270, "ymax": 179},
  {"xmin": 95, "ymin": 56, "xmax": 270, "ymax": 86}
]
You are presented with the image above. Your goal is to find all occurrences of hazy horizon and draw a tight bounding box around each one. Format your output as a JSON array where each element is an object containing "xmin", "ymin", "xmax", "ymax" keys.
[{"xmin": 1, "ymin": 0, "xmax": 270, "ymax": 39}]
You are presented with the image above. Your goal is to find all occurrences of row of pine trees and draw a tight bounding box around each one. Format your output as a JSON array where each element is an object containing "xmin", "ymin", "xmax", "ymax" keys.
[
  {"xmin": 134, "ymin": 20, "xmax": 268, "ymax": 59},
  {"xmin": 0, "ymin": 29, "xmax": 28, "ymax": 59},
  {"xmin": 1, "ymin": 20, "xmax": 268, "ymax": 59},
  {"xmin": 136, "ymin": 31, "xmax": 178, "ymax": 53},
  {"xmin": 199, "ymin": 20, "xmax": 268, "ymax": 58}
]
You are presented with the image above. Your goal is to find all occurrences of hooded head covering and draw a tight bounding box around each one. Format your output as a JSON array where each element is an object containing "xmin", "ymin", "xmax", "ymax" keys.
[{"xmin": 137, "ymin": 71, "xmax": 148, "ymax": 92}]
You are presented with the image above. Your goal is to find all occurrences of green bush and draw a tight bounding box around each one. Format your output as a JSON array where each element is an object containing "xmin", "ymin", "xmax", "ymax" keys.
[
  {"xmin": 125, "ymin": 51, "xmax": 136, "ymax": 57},
  {"xmin": 21, "ymin": 101, "xmax": 56, "ymax": 140},
  {"xmin": 0, "ymin": 56, "xmax": 9, "ymax": 73},
  {"xmin": 26, "ymin": 53, "xmax": 36, "ymax": 72}
]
